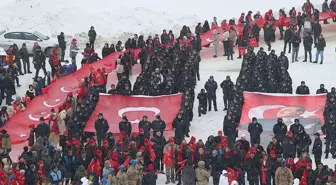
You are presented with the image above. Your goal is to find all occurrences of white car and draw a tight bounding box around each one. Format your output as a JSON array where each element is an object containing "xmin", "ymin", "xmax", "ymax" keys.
[{"xmin": 0, "ymin": 29, "xmax": 58, "ymax": 56}]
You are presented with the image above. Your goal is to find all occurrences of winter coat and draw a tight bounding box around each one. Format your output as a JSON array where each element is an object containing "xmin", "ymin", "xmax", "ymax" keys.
[
  {"xmin": 119, "ymin": 121, "xmax": 132, "ymax": 136},
  {"xmin": 284, "ymin": 29, "xmax": 293, "ymax": 42},
  {"xmin": 291, "ymin": 34, "xmax": 301, "ymax": 48},
  {"xmin": 289, "ymin": 123, "xmax": 305, "ymax": 138},
  {"xmin": 312, "ymin": 23, "xmax": 322, "ymax": 37},
  {"xmin": 204, "ymin": 80, "xmax": 218, "ymax": 96},
  {"xmin": 88, "ymin": 30, "xmax": 97, "ymax": 42},
  {"xmin": 172, "ymin": 117, "xmax": 185, "ymax": 142},
  {"xmin": 312, "ymin": 137, "xmax": 322, "ymax": 155},
  {"xmin": 151, "ymin": 119, "xmax": 166, "ymax": 134},
  {"xmin": 138, "ymin": 120, "xmax": 151, "ymax": 138},
  {"xmin": 142, "ymin": 170, "xmax": 157, "ymax": 185},
  {"xmin": 275, "ymin": 167, "xmax": 294, "ymax": 185},
  {"xmin": 273, "ymin": 122, "xmax": 287, "ymax": 141},
  {"xmin": 20, "ymin": 47, "xmax": 29, "ymax": 61},
  {"xmin": 36, "ymin": 122, "xmax": 50, "ymax": 139},
  {"xmin": 57, "ymin": 35, "xmax": 66, "ymax": 50},
  {"xmin": 94, "ymin": 118, "xmax": 109, "ymax": 137},
  {"xmin": 321, "ymin": 122, "xmax": 336, "ymax": 140},
  {"xmin": 220, "ymin": 79, "xmax": 233, "ymax": 94},
  {"xmin": 162, "ymin": 143, "xmax": 178, "ymax": 167},
  {"xmin": 303, "ymin": 35, "xmax": 313, "ymax": 50},
  {"xmin": 315, "ymin": 38, "xmax": 326, "ymax": 51},
  {"xmin": 245, "ymin": 157, "xmax": 260, "ymax": 181},
  {"xmin": 182, "ymin": 165, "xmax": 196, "ymax": 185},
  {"xmin": 197, "ymin": 92, "xmax": 207, "ymax": 106},
  {"xmin": 213, "ymin": 32, "xmax": 220, "ymax": 47},
  {"xmin": 69, "ymin": 43, "xmax": 79, "ymax": 58},
  {"xmin": 295, "ymin": 85, "xmax": 310, "ymax": 95},
  {"xmin": 282, "ymin": 136, "xmax": 296, "ymax": 158},
  {"xmin": 1, "ymin": 134, "xmax": 11, "ymax": 151},
  {"xmin": 210, "ymin": 155, "xmax": 224, "ymax": 176},
  {"xmin": 248, "ymin": 122, "xmax": 263, "ymax": 140},
  {"xmin": 195, "ymin": 162, "xmax": 211, "ymax": 185}
]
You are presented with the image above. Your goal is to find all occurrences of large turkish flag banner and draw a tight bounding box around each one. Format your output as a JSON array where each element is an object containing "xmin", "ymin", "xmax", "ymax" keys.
[
  {"xmin": 240, "ymin": 92, "xmax": 327, "ymax": 134},
  {"xmin": 84, "ymin": 94, "xmax": 183, "ymax": 133}
]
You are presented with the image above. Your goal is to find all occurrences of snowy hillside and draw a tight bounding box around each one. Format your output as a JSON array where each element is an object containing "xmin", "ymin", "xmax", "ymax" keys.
[{"xmin": 0, "ymin": 0, "xmax": 324, "ymax": 47}]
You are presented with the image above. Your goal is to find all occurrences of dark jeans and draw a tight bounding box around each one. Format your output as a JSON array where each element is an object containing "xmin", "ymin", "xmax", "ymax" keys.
[
  {"xmin": 22, "ymin": 58, "xmax": 30, "ymax": 73},
  {"xmin": 325, "ymin": 138, "xmax": 331, "ymax": 154},
  {"xmin": 279, "ymin": 26, "xmax": 284, "ymax": 39},
  {"xmin": 223, "ymin": 92, "xmax": 229, "ymax": 109},
  {"xmin": 304, "ymin": 48, "xmax": 312, "ymax": 62},
  {"xmin": 207, "ymin": 95, "xmax": 217, "ymax": 111},
  {"xmin": 249, "ymin": 179, "xmax": 259, "ymax": 185},
  {"xmin": 5, "ymin": 89, "xmax": 13, "ymax": 105},
  {"xmin": 213, "ymin": 173, "xmax": 220, "ymax": 185},
  {"xmin": 90, "ymin": 40, "xmax": 95, "ymax": 50},
  {"xmin": 314, "ymin": 153, "xmax": 322, "ymax": 166},
  {"xmin": 284, "ymin": 41, "xmax": 291, "ymax": 53},
  {"xmin": 61, "ymin": 49, "xmax": 66, "ymax": 61},
  {"xmin": 223, "ymin": 41, "xmax": 228, "ymax": 55},
  {"xmin": 35, "ymin": 65, "xmax": 47, "ymax": 79},
  {"xmin": 15, "ymin": 60, "xmax": 23, "ymax": 74}
]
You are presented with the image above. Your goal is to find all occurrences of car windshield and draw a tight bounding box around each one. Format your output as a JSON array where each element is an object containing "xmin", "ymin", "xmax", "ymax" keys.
[{"xmin": 34, "ymin": 31, "xmax": 49, "ymax": 40}]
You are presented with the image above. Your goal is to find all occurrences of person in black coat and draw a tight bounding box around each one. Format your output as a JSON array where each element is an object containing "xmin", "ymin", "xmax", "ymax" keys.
[
  {"xmin": 272, "ymin": 118, "xmax": 287, "ymax": 144},
  {"xmin": 267, "ymin": 137, "xmax": 283, "ymax": 155},
  {"xmin": 94, "ymin": 113, "xmax": 109, "ymax": 147},
  {"xmin": 316, "ymin": 84, "xmax": 328, "ymax": 94},
  {"xmin": 118, "ymin": 116, "xmax": 132, "ymax": 137},
  {"xmin": 283, "ymin": 27, "xmax": 293, "ymax": 53},
  {"xmin": 245, "ymin": 152, "xmax": 260, "ymax": 185},
  {"xmin": 312, "ymin": 132, "xmax": 322, "ymax": 166},
  {"xmin": 220, "ymin": 75, "xmax": 233, "ymax": 111},
  {"xmin": 295, "ymin": 81, "xmax": 310, "ymax": 94},
  {"xmin": 248, "ymin": 117, "xmax": 263, "ymax": 146},
  {"xmin": 210, "ymin": 150, "xmax": 224, "ymax": 185},
  {"xmin": 197, "ymin": 89, "xmax": 207, "ymax": 117},
  {"xmin": 88, "ymin": 26, "xmax": 97, "ymax": 49},
  {"xmin": 295, "ymin": 130, "xmax": 312, "ymax": 158},
  {"xmin": 303, "ymin": 32, "xmax": 313, "ymax": 62},
  {"xmin": 321, "ymin": 119, "xmax": 336, "ymax": 158},
  {"xmin": 35, "ymin": 117, "xmax": 50, "ymax": 139},
  {"xmin": 289, "ymin": 119, "xmax": 305, "ymax": 138},
  {"xmin": 25, "ymin": 164, "xmax": 38, "ymax": 185},
  {"xmin": 151, "ymin": 115, "xmax": 166, "ymax": 136},
  {"xmin": 33, "ymin": 45, "xmax": 47, "ymax": 80},
  {"xmin": 152, "ymin": 132, "xmax": 166, "ymax": 172},
  {"xmin": 142, "ymin": 164, "xmax": 157, "ymax": 185},
  {"xmin": 57, "ymin": 32, "xmax": 66, "ymax": 61},
  {"xmin": 172, "ymin": 114, "xmax": 185, "ymax": 145},
  {"xmin": 102, "ymin": 43, "xmax": 111, "ymax": 58},
  {"xmin": 20, "ymin": 43, "xmax": 32, "ymax": 74},
  {"xmin": 204, "ymin": 76, "xmax": 218, "ymax": 111},
  {"xmin": 138, "ymin": 115, "xmax": 151, "ymax": 138},
  {"xmin": 282, "ymin": 131, "xmax": 296, "ymax": 158},
  {"xmin": 312, "ymin": 21, "xmax": 322, "ymax": 46}
]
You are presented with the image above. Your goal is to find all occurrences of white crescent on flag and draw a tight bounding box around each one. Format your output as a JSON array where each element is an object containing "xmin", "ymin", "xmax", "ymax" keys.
[
  {"xmin": 43, "ymin": 99, "xmax": 63, "ymax": 108},
  {"xmin": 248, "ymin": 105, "xmax": 285, "ymax": 120},
  {"xmin": 206, "ymin": 38, "xmax": 213, "ymax": 42},
  {"xmin": 28, "ymin": 112, "xmax": 50, "ymax": 121},
  {"xmin": 118, "ymin": 107, "xmax": 160, "ymax": 124}
]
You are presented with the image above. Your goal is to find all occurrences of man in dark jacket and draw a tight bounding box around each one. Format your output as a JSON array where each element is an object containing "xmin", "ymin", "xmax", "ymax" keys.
[
  {"xmin": 312, "ymin": 132, "xmax": 322, "ymax": 166},
  {"xmin": 138, "ymin": 115, "xmax": 151, "ymax": 138},
  {"xmin": 151, "ymin": 115, "xmax": 166, "ymax": 136},
  {"xmin": 152, "ymin": 132, "xmax": 166, "ymax": 172},
  {"xmin": 312, "ymin": 21, "xmax": 322, "ymax": 46},
  {"xmin": 160, "ymin": 30, "xmax": 170, "ymax": 44},
  {"xmin": 33, "ymin": 45, "xmax": 47, "ymax": 80},
  {"xmin": 296, "ymin": 81, "xmax": 310, "ymax": 94},
  {"xmin": 289, "ymin": 119, "xmax": 305, "ymax": 138},
  {"xmin": 273, "ymin": 118, "xmax": 287, "ymax": 144},
  {"xmin": 20, "ymin": 43, "xmax": 32, "ymax": 74},
  {"xmin": 295, "ymin": 130, "xmax": 312, "ymax": 158},
  {"xmin": 220, "ymin": 75, "xmax": 233, "ymax": 111},
  {"xmin": 282, "ymin": 131, "xmax": 296, "ymax": 158},
  {"xmin": 303, "ymin": 32, "xmax": 313, "ymax": 62},
  {"xmin": 204, "ymin": 76, "xmax": 218, "ymax": 111},
  {"xmin": 263, "ymin": 22, "xmax": 272, "ymax": 51},
  {"xmin": 314, "ymin": 34, "xmax": 326, "ymax": 64},
  {"xmin": 316, "ymin": 84, "xmax": 328, "ymax": 94},
  {"xmin": 291, "ymin": 32, "xmax": 301, "ymax": 63},
  {"xmin": 283, "ymin": 27, "xmax": 293, "ymax": 53},
  {"xmin": 248, "ymin": 117, "xmax": 263, "ymax": 145},
  {"xmin": 94, "ymin": 113, "xmax": 109, "ymax": 147},
  {"xmin": 321, "ymin": 119, "xmax": 336, "ymax": 158},
  {"xmin": 197, "ymin": 89, "xmax": 207, "ymax": 117},
  {"xmin": 88, "ymin": 26, "xmax": 97, "ymax": 50},
  {"xmin": 36, "ymin": 117, "xmax": 50, "ymax": 139},
  {"xmin": 119, "ymin": 116, "xmax": 132, "ymax": 137},
  {"xmin": 210, "ymin": 150, "xmax": 224, "ymax": 185},
  {"xmin": 57, "ymin": 32, "xmax": 66, "ymax": 61}
]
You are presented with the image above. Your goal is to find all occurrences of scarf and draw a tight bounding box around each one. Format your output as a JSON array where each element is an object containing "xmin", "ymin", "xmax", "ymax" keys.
[
  {"xmin": 51, "ymin": 119, "xmax": 59, "ymax": 134},
  {"xmin": 261, "ymin": 160, "xmax": 268, "ymax": 184}
]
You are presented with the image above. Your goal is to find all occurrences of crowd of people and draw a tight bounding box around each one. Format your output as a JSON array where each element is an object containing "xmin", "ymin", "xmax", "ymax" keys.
[{"xmin": 0, "ymin": 0, "xmax": 335, "ymax": 185}]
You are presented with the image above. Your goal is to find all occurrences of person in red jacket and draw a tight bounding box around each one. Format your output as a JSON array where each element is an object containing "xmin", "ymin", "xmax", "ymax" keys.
[{"xmin": 278, "ymin": 12, "xmax": 286, "ymax": 40}]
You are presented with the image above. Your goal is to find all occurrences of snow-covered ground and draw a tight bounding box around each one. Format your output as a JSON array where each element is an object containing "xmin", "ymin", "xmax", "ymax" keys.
[{"xmin": 3, "ymin": 0, "xmax": 336, "ymax": 183}]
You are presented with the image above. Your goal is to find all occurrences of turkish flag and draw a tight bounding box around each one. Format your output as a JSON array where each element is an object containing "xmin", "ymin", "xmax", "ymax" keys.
[
  {"xmin": 84, "ymin": 94, "xmax": 183, "ymax": 134},
  {"xmin": 240, "ymin": 92, "xmax": 326, "ymax": 134},
  {"xmin": 238, "ymin": 47, "xmax": 246, "ymax": 56},
  {"xmin": 249, "ymin": 38, "xmax": 258, "ymax": 48}
]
